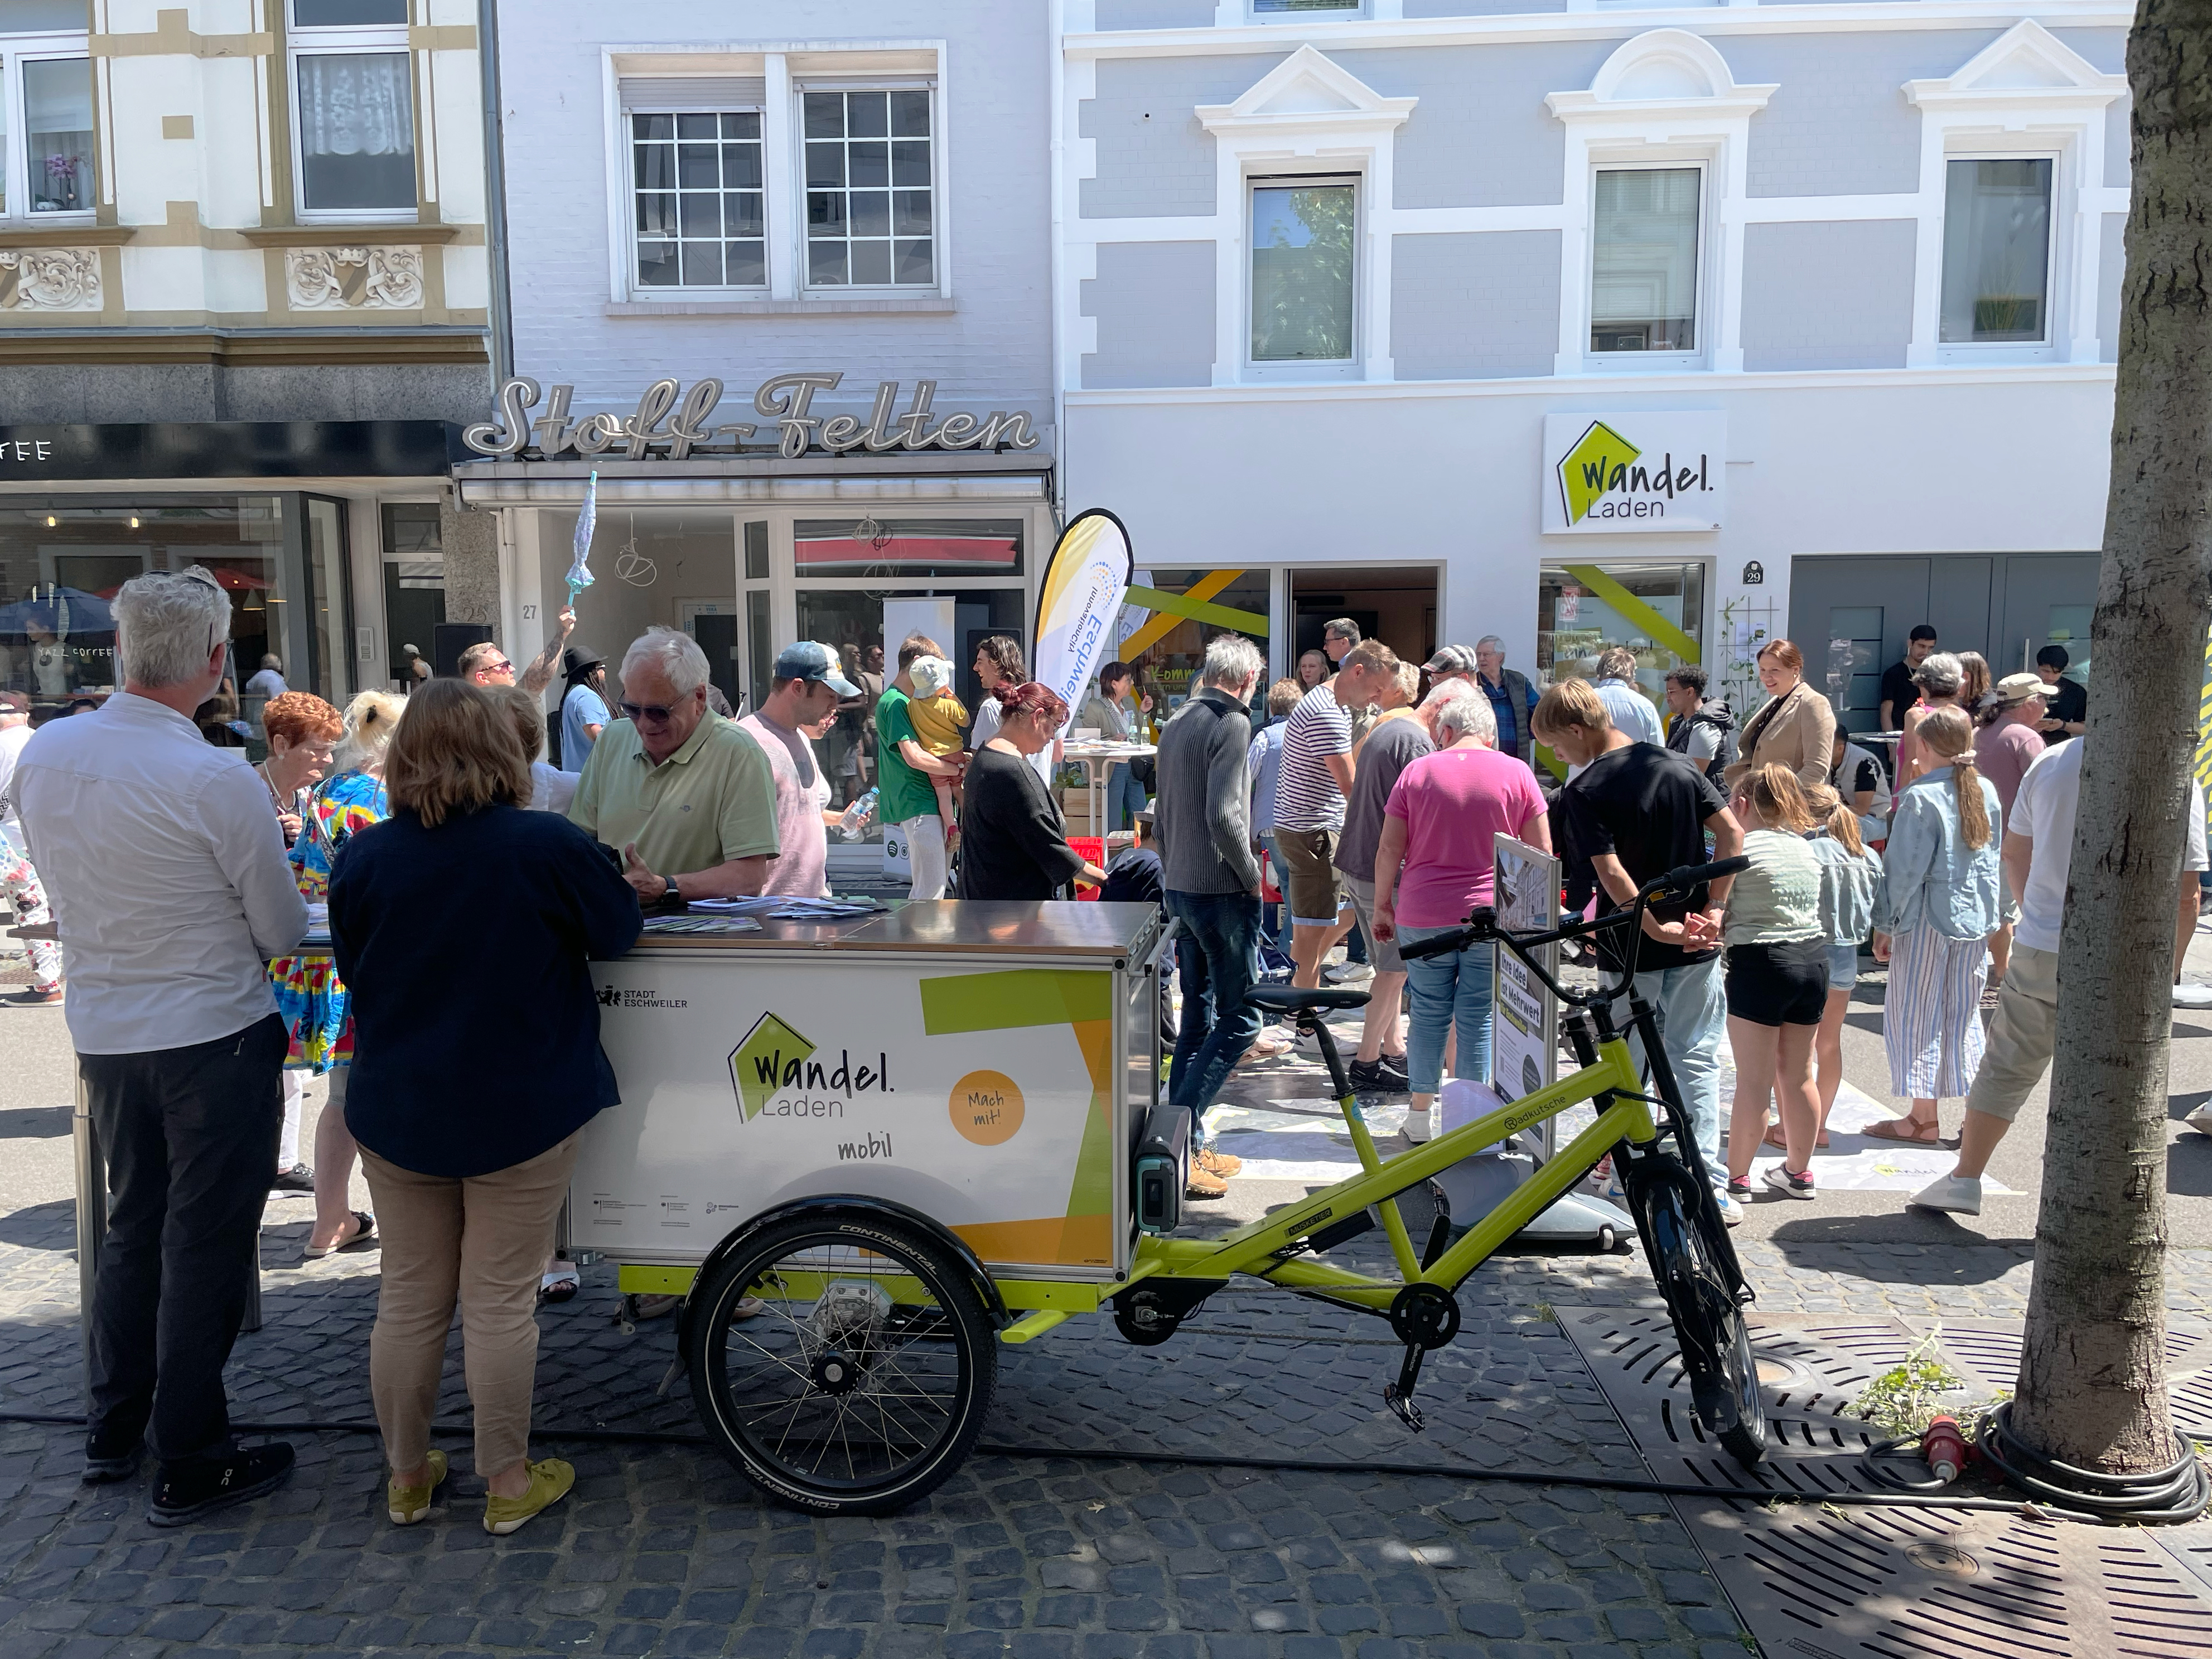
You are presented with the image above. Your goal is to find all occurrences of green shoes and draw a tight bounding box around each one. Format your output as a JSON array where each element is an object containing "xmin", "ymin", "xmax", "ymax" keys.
[
  {"xmin": 388, "ymin": 1449, "xmax": 447, "ymax": 1525},
  {"xmin": 483, "ymin": 1458, "xmax": 575, "ymax": 1536}
]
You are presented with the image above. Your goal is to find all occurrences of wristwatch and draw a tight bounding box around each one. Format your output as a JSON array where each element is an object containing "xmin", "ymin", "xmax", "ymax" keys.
[{"xmin": 661, "ymin": 875, "xmax": 679, "ymax": 903}]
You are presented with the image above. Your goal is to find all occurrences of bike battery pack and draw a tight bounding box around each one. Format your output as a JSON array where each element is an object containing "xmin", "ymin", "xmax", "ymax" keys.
[{"xmin": 1134, "ymin": 1100, "xmax": 1192, "ymax": 1235}]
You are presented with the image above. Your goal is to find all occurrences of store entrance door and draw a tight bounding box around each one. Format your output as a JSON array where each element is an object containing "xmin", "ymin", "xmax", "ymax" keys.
[{"xmin": 1289, "ymin": 567, "xmax": 1437, "ymax": 679}]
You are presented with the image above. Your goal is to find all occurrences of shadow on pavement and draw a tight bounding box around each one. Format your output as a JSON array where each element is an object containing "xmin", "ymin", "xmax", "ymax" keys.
[
  {"xmin": 1765, "ymin": 1213, "xmax": 2035, "ymax": 1266},
  {"xmin": 0, "ymin": 1197, "xmax": 75, "ymax": 1250}
]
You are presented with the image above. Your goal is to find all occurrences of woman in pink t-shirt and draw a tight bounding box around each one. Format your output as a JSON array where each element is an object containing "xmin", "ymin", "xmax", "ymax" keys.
[{"xmin": 1371, "ymin": 680, "xmax": 1551, "ymax": 1139}]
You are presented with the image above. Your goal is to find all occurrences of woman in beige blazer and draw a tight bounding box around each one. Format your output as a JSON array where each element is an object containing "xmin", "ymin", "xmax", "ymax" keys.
[{"xmin": 1725, "ymin": 640, "xmax": 1836, "ymax": 792}]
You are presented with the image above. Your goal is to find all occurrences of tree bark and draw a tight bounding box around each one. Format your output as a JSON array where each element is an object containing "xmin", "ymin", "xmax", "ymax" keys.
[{"xmin": 2012, "ymin": 0, "xmax": 2212, "ymax": 1472}]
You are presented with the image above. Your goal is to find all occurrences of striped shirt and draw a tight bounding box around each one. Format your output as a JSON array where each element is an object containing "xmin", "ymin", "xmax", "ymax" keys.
[{"xmin": 1274, "ymin": 684, "xmax": 1354, "ymax": 833}]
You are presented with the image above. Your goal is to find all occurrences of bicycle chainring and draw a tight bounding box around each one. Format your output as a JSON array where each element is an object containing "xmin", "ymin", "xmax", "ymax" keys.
[{"xmin": 1386, "ymin": 1283, "xmax": 1462, "ymax": 1351}]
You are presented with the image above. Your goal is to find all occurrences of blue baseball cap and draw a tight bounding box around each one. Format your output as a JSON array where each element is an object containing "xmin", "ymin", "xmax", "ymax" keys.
[{"xmin": 774, "ymin": 641, "xmax": 862, "ymax": 697}]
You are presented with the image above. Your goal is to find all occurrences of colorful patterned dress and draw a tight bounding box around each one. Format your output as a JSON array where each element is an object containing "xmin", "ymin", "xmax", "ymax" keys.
[{"xmin": 269, "ymin": 770, "xmax": 387, "ymax": 1072}]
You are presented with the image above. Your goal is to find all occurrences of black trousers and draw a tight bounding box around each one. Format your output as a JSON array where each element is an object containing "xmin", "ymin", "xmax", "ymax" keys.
[{"xmin": 80, "ymin": 1013, "xmax": 286, "ymax": 1467}]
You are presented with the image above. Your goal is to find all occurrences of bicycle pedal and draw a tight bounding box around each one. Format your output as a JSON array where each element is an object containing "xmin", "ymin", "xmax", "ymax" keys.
[{"xmin": 1383, "ymin": 1383, "xmax": 1424, "ymax": 1433}]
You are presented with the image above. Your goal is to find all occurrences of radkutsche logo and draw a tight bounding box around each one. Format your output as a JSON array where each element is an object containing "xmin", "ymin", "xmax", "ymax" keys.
[{"xmin": 1556, "ymin": 420, "xmax": 1711, "ymax": 526}]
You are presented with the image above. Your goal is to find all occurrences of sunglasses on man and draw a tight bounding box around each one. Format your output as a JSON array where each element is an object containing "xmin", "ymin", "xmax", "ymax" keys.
[{"xmin": 620, "ymin": 694, "xmax": 696, "ymax": 726}]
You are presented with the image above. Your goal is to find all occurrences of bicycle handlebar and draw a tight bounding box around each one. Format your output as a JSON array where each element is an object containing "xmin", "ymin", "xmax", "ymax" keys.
[{"xmin": 1394, "ymin": 854, "xmax": 1751, "ymax": 964}]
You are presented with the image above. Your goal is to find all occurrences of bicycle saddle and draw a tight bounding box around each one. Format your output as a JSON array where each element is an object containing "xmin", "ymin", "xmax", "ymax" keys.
[{"xmin": 1247, "ymin": 985, "xmax": 1372, "ymax": 1013}]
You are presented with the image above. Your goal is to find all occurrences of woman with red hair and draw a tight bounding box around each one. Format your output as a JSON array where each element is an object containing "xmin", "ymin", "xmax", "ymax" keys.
[
  {"xmin": 955, "ymin": 682, "xmax": 1107, "ymax": 901},
  {"xmin": 1725, "ymin": 640, "xmax": 1834, "ymax": 792}
]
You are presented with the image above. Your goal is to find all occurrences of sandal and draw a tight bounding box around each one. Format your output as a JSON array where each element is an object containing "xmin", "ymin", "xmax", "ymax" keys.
[
  {"xmin": 1761, "ymin": 1124, "xmax": 1831, "ymax": 1152},
  {"xmin": 1862, "ymin": 1118, "xmax": 1943, "ymax": 1145},
  {"xmin": 303, "ymin": 1210, "xmax": 377, "ymax": 1259},
  {"xmin": 539, "ymin": 1265, "xmax": 581, "ymax": 1304}
]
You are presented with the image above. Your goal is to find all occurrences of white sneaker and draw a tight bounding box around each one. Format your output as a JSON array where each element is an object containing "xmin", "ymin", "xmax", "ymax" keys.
[
  {"xmin": 2175, "ymin": 983, "xmax": 2212, "ymax": 1010},
  {"xmin": 2187, "ymin": 1104, "xmax": 2212, "ymax": 1138},
  {"xmin": 1713, "ymin": 1189, "xmax": 1743, "ymax": 1228},
  {"xmin": 1402, "ymin": 1103, "xmax": 1436, "ymax": 1143},
  {"xmin": 1910, "ymin": 1173, "xmax": 1983, "ymax": 1215},
  {"xmin": 1324, "ymin": 961, "xmax": 1374, "ymax": 985}
]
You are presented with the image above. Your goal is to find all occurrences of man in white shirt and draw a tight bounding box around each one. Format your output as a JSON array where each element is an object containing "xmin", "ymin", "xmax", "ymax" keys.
[
  {"xmin": 243, "ymin": 654, "xmax": 287, "ymax": 702},
  {"xmin": 1911, "ymin": 738, "xmax": 2208, "ymax": 1215},
  {"xmin": 15, "ymin": 567, "xmax": 308, "ymax": 1524},
  {"xmin": 1591, "ymin": 645, "xmax": 1664, "ymax": 748}
]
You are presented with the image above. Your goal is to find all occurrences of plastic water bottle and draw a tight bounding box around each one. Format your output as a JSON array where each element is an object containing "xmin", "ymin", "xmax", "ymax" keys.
[{"xmin": 838, "ymin": 787, "xmax": 878, "ymax": 841}]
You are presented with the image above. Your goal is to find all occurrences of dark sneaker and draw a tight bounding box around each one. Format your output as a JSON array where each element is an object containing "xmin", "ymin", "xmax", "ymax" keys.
[
  {"xmin": 1762, "ymin": 1164, "xmax": 1817, "ymax": 1201},
  {"xmin": 148, "ymin": 1442, "xmax": 295, "ymax": 1528},
  {"xmin": 269, "ymin": 1163, "xmax": 315, "ymax": 1194},
  {"xmin": 1726, "ymin": 1176, "xmax": 1755, "ymax": 1201},
  {"xmin": 1373, "ymin": 1054, "xmax": 1411, "ymax": 1087},
  {"xmin": 82, "ymin": 1444, "xmax": 139, "ymax": 1484},
  {"xmin": 1348, "ymin": 1058, "xmax": 1409, "ymax": 1096}
]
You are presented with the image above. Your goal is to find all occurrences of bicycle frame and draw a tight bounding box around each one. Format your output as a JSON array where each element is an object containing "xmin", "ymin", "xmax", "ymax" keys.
[{"xmin": 1123, "ymin": 1031, "xmax": 1657, "ymax": 1314}]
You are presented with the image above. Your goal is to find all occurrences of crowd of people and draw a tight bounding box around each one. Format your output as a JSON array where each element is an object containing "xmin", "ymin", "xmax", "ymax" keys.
[{"xmin": 0, "ymin": 556, "xmax": 2176, "ymax": 1539}]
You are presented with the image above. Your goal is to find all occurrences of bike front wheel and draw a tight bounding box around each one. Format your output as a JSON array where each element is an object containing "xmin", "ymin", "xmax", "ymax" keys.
[{"xmin": 1640, "ymin": 1173, "xmax": 1766, "ymax": 1467}]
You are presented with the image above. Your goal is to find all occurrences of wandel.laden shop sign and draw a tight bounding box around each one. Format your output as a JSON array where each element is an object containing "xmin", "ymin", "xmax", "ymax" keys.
[
  {"xmin": 1541, "ymin": 412, "xmax": 1726, "ymax": 535},
  {"xmin": 462, "ymin": 373, "xmax": 1043, "ymax": 463}
]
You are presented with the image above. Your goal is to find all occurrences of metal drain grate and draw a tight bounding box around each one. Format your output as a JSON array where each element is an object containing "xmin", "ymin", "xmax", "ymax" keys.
[{"xmin": 1556, "ymin": 1306, "xmax": 2212, "ymax": 1658}]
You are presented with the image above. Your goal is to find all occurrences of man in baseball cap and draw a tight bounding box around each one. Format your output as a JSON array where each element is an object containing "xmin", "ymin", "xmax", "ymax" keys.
[{"xmin": 733, "ymin": 643, "xmax": 862, "ymax": 897}]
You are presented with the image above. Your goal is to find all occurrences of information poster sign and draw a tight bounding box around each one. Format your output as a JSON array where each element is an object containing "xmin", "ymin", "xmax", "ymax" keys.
[{"xmin": 1491, "ymin": 834, "xmax": 1560, "ymax": 1122}]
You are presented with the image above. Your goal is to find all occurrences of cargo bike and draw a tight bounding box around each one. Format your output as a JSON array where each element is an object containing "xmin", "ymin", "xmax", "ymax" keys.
[{"xmin": 573, "ymin": 861, "xmax": 1766, "ymax": 1516}]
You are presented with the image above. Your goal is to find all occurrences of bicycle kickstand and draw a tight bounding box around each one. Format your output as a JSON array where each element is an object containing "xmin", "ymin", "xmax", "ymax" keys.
[{"xmin": 1383, "ymin": 1345, "xmax": 1427, "ymax": 1433}]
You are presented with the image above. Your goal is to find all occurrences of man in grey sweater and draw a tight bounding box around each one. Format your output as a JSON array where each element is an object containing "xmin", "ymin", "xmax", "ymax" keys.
[{"xmin": 1153, "ymin": 633, "xmax": 1267, "ymax": 1196}]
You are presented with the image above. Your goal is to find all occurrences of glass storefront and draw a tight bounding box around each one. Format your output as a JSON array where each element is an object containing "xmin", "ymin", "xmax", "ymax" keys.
[
  {"xmin": 381, "ymin": 502, "xmax": 444, "ymax": 689},
  {"xmin": 1537, "ymin": 560, "xmax": 1706, "ymax": 714},
  {"xmin": 0, "ymin": 496, "xmax": 292, "ymax": 713},
  {"xmin": 1115, "ymin": 568, "xmax": 1272, "ymax": 714}
]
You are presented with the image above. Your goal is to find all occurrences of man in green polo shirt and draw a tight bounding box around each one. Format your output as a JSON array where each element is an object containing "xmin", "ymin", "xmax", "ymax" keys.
[{"xmin": 569, "ymin": 627, "xmax": 779, "ymax": 902}]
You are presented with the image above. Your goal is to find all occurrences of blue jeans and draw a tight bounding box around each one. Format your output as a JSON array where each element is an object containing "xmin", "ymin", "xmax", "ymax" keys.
[
  {"xmin": 1622, "ymin": 955, "xmax": 1726, "ymax": 1185},
  {"xmin": 1105, "ymin": 762, "xmax": 1148, "ymax": 831},
  {"xmin": 1397, "ymin": 927, "xmax": 1495, "ymax": 1095},
  {"xmin": 1164, "ymin": 889, "xmax": 1264, "ymax": 1132}
]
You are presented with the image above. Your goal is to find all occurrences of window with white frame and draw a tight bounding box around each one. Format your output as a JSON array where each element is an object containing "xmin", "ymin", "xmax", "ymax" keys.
[
  {"xmin": 0, "ymin": 27, "xmax": 93, "ymax": 218},
  {"xmin": 288, "ymin": 0, "xmax": 416, "ymax": 217},
  {"xmin": 1590, "ymin": 166, "xmax": 1701, "ymax": 355},
  {"xmin": 802, "ymin": 85, "xmax": 935, "ymax": 288},
  {"xmin": 1249, "ymin": 176, "xmax": 1357, "ymax": 365},
  {"xmin": 1939, "ymin": 157, "xmax": 2054, "ymax": 345},
  {"xmin": 630, "ymin": 106, "xmax": 766, "ymax": 289}
]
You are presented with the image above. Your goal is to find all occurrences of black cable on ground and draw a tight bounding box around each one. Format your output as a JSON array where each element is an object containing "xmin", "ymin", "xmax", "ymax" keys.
[
  {"xmin": 1974, "ymin": 1402, "xmax": 2211, "ymax": 1524},
  {"xmin": 0, "ymin": 1409, "xmax": 2064, "ymax": 1517}
]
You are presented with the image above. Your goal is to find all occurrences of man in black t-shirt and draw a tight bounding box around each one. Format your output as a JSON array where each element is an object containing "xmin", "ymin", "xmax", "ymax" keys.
[
  {"xmin": 1877, "ymin": 625, "xmax": 1939, "ymax": 732},
  {"xmin": 2035, "ymin": 646, "xmax": 2087, "ymax": 743},
  {"xmin": 1537, "ymin": 680, "xmax": 1746, "ymax": 1222}
]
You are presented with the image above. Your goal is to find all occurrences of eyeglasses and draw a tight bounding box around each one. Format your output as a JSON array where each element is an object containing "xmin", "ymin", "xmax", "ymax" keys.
[
  {"xmin": 482, "ymin": 659, "xmax": 515, "ymax": 678},
  {"xmin": 620, "ymin": 699, "xmax": 688, "ymax": 726}
]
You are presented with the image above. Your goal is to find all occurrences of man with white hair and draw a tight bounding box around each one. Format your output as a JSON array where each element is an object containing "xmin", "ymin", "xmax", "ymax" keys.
[
  {"xmin": 14, "ymin": 567, "xmax": 309, "ymax": 1523},
  {"xmin": 1152, "ymin": 632, "xmax": 1267, "ymax": 1197},
  {"xmin": 1469, "ymin": 635, "xmax": 1539, "ymax": 765},
  {"xmin": 568, "ymin": 625, "xmax": 780, "ymax": 903}
]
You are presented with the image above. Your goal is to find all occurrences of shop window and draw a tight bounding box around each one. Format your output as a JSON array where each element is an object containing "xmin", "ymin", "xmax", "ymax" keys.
[
  {"xmin": 1254, "ymin": 0, "xmax": 1361, "ymax": 12},
  {"xmin": 1590, "ymin": 167, "xmax": 1700, "ymax": 355},
  {"xmin": 1939, "ymin": 158, "xmax": 2053, "ymax": 344},
  {"xmin": 381, "ymin": 501, "xmax": 443, "ymax": 690},
  {"xmin": 1249, "ymin": 177, "xmax": 1357, "ymax": 366},
  {"xmin": 802, "ymin": 86, "xmax": 935, "ymax": 289},
  {"xmin": 792, "ymin": 517, "xmax": 1022, "ymax": 578},
  {"xmin": 1537, "ymin": 562, "xmax": 1704, "ymax": 715},
  {"xmin": 1115, "ymin": 569, "xmax": 1272, "ymax": 713},
  {"xmin": 291, "ymin": 2, "xmax": 415, "ymax": 216},
  {"xmin": 303, "ymin": 497, "xmax": 351, "ymax": 703},
  {"xmin": 631, "ymin": 109, "xmax": 766, "ymax": 290},
  {"xmin": 0, "ymin": 498, "xmax": 288, "ymax": 708}
]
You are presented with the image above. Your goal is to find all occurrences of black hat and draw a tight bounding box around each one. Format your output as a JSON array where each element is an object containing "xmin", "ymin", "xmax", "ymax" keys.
[{"xmin": 563, "ymin": 646, "xmax": 606, "ymax": 676}]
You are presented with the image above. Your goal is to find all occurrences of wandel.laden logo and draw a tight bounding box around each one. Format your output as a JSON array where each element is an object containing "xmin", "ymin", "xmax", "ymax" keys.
[
  {"xmin": 1557, "ymin": 419, "xmax": 1711, "ymax": 526},
  {"xmin": 728, "ymin": 1011, "xmax": 896, "ymax": 1122}
]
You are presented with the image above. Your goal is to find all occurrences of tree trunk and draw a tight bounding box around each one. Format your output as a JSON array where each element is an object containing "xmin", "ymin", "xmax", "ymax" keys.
[{"xmin": 2011, "ymin": 0, "xmax": 2212, "ymax": 1472}]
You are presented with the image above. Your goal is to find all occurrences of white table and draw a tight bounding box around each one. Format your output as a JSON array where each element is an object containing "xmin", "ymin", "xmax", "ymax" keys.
[{"xmin": 1059, "ymin": 741, "xmax": 1157, "ymax": 845}]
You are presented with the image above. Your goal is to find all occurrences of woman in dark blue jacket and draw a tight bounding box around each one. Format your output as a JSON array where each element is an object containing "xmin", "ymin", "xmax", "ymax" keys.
[{"xmin": 330, "ymin": 678, "xmax": 640, "ymax": 1539}]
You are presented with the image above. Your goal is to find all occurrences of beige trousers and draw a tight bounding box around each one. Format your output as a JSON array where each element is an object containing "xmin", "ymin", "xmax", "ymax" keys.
[
  {"xmin": 1962, "ymin": 944, "xmax": 2058, "ymax": 1125},
  {"xmin": 360, "ymin": 1132, "xmax": 579, "ymax": 1478}
]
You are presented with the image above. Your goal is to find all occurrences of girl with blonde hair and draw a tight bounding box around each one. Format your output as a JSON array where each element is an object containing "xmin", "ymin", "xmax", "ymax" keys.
[
  {"xmin": 1797, "ymin": 783, "xmax": 1883, "ymax": 1149},
  {"xmin": 1868, "ymin": 705, "xmax": 2003, "ymax": 1143},
  {"xmin": 1721, "ymin": 765, "xmax": 1829, "ymax": 1202}
]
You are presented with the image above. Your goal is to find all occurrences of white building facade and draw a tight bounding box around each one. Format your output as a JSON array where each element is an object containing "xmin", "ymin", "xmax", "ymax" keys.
[
  {"xmin": 460, "ymin": 0, "xmax": 1055, "ymax": 823},
  {"xmin": 1058, "ymin": 2, "xmax": 2124, "ymax": 727},
  {"xmin": 0, "ymin": 0, "xmax": 495, "ymax": 711}
]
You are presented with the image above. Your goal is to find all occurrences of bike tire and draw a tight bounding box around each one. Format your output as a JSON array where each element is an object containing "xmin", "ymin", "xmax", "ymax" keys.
[
  {"xmin": 685, "ymin": 1211, "xmax": 998, "ymax": 1516},
  {"xmin": 1641, "ymin": 1176, "xmax": 1767, "ymax": 1468}
]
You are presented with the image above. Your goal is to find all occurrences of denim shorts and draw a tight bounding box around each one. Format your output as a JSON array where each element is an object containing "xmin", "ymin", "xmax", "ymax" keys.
[{"xmin": 1827, "ymin": 941, "xmax": 1861, "ymax": 993}]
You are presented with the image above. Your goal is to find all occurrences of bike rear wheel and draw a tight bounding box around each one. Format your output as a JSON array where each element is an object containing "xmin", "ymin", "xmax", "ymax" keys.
[
  {"xmin": 685, "ymin": 1211, "xmax": 998, "ymax": 1515},
  {"xmin": 1640, "ymin": 1171, "xmax": 1766, "ymax": 1467}
]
